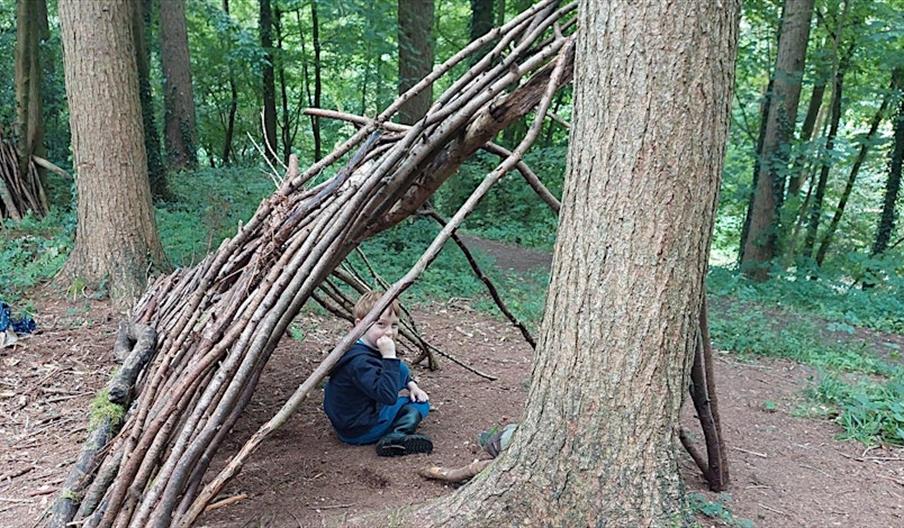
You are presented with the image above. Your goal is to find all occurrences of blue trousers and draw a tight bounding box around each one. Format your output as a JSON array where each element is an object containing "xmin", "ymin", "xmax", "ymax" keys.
[{"xmin": 339, "ymin": 362, "xmax": 430, "ymax": 445}]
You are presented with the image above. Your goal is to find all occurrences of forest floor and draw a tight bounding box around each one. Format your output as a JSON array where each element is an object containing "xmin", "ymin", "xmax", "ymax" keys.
[{"xmin": 2, "ymin": 238, "xmax": 903, "ymax": 528}]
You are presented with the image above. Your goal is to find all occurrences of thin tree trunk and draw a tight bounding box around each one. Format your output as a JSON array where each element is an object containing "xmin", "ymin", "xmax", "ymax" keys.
[
  {"xmin": 495, "ymin": 0, "xmax": 505, "ymax": 26},
  {"xmin": 398, "ymin": 0, "xmax": 435, "ymax": 124},
  {"xmin": 469, "ymin": 0, "xmax": 494, "ymax": 65},
  {"xmin": 221, "ymin": 0, "xmax": 238, "ymax": 166},
  {"xmin": 134, "ymin": 0, "xmax": 168, "ymax": 199},
  {"xmin": 59, "ymin": 0, "xmax": 167, "ymax": 301},
  {"xmin": 786, "ymin": 80, "xmax": 826, "ymax": 198},
  {"xmin": 260, "ymin": 0, "xmax": 278, "ymax": 163},
  {"xmin": 802, "ymin": 66, "xmax": 846, "ymax": 259},
  {"xmin": 738, "ymin": 79, "xmax": 773, "ymax": 262},
  {"xmin": 310, "ymin": 0, "xmax": 322, "ymax": 161},
  {"xmin": 14, "ymin": 0, "xmax": 49, "ymax": 216},
  {"xmin": 275, "ymin": 7, "xmax": 291, "ymax": 164},
  {"xmin": 873, "ymin": 67, "xmax": 904, "ymax": 256},
  {"xmin": 417, "ymin": 1, "xmax": 739, "ymax": 525},
  {"xmin": 740, "ymin": 0, "xmax": 814, "ymax": 279},
  {"xmin": 160, "ymin": 0, "xmax": 198, "ymax": 170},
  {"xmin": 815, "ymin": 90, "xmax": 892, "ymax": 265}
]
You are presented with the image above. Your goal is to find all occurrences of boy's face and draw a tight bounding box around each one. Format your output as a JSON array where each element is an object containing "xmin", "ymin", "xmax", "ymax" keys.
[{"xmin": 358, "ymin": 308, "xmax": 400, "ymax": 349}]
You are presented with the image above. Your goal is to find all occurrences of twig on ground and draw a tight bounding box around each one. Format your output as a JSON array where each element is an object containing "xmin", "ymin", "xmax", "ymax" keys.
[
  {"xmin": 203, "ymin": 494, "xmax": 248, "ymax": 513},
  {"xmin": 757, "ymin": 502, "xmax": 787, "ymax": 515},
  {"xmin": 730, "ymin": 446, "xmax": 768, "ymax": 458},
  {"xmin": 310, "ymin": 503, "xmax": 355, "ymax": 511}
]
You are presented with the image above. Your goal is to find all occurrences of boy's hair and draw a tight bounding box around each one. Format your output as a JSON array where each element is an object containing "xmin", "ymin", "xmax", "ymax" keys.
[{"xmin": 353, "ymin": 291, "xmax": 401, "ymax": 321}]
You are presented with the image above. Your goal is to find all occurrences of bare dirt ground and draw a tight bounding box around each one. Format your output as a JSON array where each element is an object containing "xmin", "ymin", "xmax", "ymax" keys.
[{"xmin": 2, "ymin": 238, "xmax": 903, "ymax": 527}]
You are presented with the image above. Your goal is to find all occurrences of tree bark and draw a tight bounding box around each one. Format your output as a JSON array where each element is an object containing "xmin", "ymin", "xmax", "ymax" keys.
[
  {"xmin": 740, "ymin": 0, "xmax": 814, "ymax": 280},
  {"xmin": 134, "ymin": 0, "xmax": 168, "ymax": 199},
  {"xmin": 276, "ymin": 7, "xmax": 292, "ymax": 164},
  {"xmin": 160, "ymin": 0, "xmax": 198, "ymax": 170},
  {"xmin": 417, "ymin": 0, "xmax": 739, "ymax": 525},
  {"xmin": 815, "ymin": 88, "xmax": 892, "ymax": 265},
  {"xmin": 14, "ymin": 0, "xmax": 49, "ymax": 216},
  {"xmin": 59, "ymin": 0, "xmax": 167, "ymax": 301},
  {"xmin": 398, "ymin": 0, "xmax": 435, "ymax": 124},
  {"xmin": 260, "ymin": 0, "xmax": 278, "ymax": 163},
  {"xmin": 873, "ymin": 67, "xmax": 904, "ymax": 256}
]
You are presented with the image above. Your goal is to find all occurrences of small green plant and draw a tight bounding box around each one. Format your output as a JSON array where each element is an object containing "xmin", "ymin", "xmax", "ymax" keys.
[
  {"xmin": 288, "ymin": 323, "xmax": 305, "ymax": 341},
  {"xmin": 811, "ymin": 371, "xmax": 904, "ymax": 445},
  {"xmin": 762, "ymin": 400, "xmax": 778, "ymax": 413},
  {"xmin": 687, "ymin": 492, "xmax": 754, "ymax": 528},
  {"xmin": 0, "ymin": 210, "xmax": 74, "ymax": 304}
]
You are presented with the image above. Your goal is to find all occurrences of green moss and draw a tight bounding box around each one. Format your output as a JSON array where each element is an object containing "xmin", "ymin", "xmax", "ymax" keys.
[{"xmin": 88, "ymin": 389, "xmax": 125, "ymax": 431}]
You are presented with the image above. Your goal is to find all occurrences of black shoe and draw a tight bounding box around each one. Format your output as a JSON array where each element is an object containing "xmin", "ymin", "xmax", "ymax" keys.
[
  {"xmin": 375, "ymin": 405, "xmax": 433, "ymax": 457},
  {"xmin": 375, "ymin": 432, "xmax": 433, "ymax": 457}
]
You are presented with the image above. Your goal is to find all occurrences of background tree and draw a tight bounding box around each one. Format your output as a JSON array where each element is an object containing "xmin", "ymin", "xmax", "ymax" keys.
[
  {"xmin": 259, "ymin": 0, "xmax": 277, "ymax": 162},
  {"xmin": 58, "ymin": 0, "xmax": 166, "ymax": 300},
  {"xmin": 14, "ymin": 0, "xmax": 49, "ymax": 215},
  {"xmin": 416, "ymin": 0, "xmax": 740, "ymax": 524},
  {"xmin": 740, "ymin": 0, "xmax": 814, "ymax": 279},
  {"xmin": 873, "ymin": 66, "xmax": 904, "ymax": 256},
  {"xmin": 133, "ymin": 0, "xmax": 167, "ymax": 198},
  {"xmin": 397, "ymin": 0, "xmax": 434, "ymax": 124},
  {"xmin": 160, "ymin": 0, "xmax": 198, "ymax": 170}
]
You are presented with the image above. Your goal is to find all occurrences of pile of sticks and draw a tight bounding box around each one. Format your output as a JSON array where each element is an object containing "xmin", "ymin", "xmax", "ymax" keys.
[
  {"xmin": 0, "ymin": 128, "xmax": 48, "ymax": 220},
  {"xmin": 51, "ymin": 2, "xmax": 577, "ymax": 527}
]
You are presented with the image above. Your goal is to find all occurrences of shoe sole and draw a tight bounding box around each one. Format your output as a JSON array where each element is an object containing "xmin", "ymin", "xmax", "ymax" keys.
[{"xmin": 376, "ymin": 436, "xmax": 433, "ymax": 457}]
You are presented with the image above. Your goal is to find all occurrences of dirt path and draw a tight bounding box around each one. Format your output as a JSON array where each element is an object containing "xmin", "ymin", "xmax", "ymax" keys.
[{"xmin": 1, "ymin": 239, "xmax": 903, "ymax": 527}]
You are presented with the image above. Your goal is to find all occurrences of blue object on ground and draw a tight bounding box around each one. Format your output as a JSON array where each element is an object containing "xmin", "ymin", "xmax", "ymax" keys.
[{"xmin": 0, "ymin": 301, "xmax": 37, "ymax": 334}]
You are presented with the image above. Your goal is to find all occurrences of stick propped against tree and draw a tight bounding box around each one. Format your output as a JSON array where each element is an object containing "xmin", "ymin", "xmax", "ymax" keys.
[{"xmin": 53, "ymin": 3, "xmax": 579, "ymax": 527}]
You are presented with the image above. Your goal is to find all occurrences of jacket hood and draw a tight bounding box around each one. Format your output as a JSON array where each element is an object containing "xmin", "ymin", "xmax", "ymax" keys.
[{"xmin": 334, "ymin": 340, "xmax": 377, "ymax": 371}]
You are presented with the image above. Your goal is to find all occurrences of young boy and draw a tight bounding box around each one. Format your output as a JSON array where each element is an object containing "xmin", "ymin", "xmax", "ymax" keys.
[{"xmin": 323, "ymin": 292, "xmax": 433, "ymax": 456}]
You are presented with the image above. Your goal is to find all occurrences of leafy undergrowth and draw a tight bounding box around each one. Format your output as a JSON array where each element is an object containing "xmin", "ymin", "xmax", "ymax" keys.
[
  {"xmin": 707, "ymin": 267, "xmax": 904, "ymax": 446},
  {"xmin": 0, "ymin": 209, "xmax": 73, "ymax": 307}
]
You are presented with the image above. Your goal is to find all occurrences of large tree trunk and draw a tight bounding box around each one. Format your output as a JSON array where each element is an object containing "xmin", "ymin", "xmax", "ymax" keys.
[
  {"xmin": 469, "ymin": 0, "xmax": 494, "ymax": 63},
  {"xmin": 397, "ymin": 0, "xmax": 435, "ymax": 124},
  {"xmin": 59, "ymin": 0, "xmax": 167, "ymax": 301},
  {"xmin": 14, "ymin": 0, "xmax": 49, "ymax": 216},
  {"xmin": 160, "ymin": 0, "xmax": 198, "ymax": 170},
  {"xmin": 260, "ymin": 0, "xmax": 278, "ymax": 163},
  {"xmin": 740, "ymin": 0, "xmax": 814, "ymax": 280},
  {"xmin": 134, "ymin": 0, "xmax": 168, "ymax": 199},
  {"xmin": 418, "ymin": 0, "xmax": 739, "ymax": 525},
  {"xmin": 873, "ymin": 67, "xmax": 904, "ymax": 256}
]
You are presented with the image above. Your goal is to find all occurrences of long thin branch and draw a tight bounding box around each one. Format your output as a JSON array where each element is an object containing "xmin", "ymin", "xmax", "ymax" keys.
[{"xmin": 421, "ymin": 209, "xmax": 537, "ymax": 349}]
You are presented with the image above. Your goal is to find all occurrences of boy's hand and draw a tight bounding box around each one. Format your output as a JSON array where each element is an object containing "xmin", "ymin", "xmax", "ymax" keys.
[
  {"xmin": 376, "ymin": 335, "xmax": 396, "ymax": 358},
  {"xmin": 409, "ymin": 385, "xmax": 429, "ymax": 403}
]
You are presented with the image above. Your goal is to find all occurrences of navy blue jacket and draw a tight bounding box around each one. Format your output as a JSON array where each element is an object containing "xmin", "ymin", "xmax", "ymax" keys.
[{"xmin": 323, "ymin": 341, "xmax": 411, "ymax": 438}]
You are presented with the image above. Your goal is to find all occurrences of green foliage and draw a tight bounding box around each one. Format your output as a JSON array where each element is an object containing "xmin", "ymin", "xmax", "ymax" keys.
[
  {"xmin": 811, "ymin": 370, "xmax": 904, "ymax": 445},
  {"xmin": 708, "ymin": 266, "xmax": 904, "ymax": 335},
  {"xmin": 435, "ymin": 146, "xmax": 566, "ymax": 251},
  {"xmin": 687, "ymin": 492, "xmax": 754, "ymax": 528},
  {"xmin": 155, "ymin": 166, "xmax": 274, "ymax": 266},
  {"xmin": 0, "ymin": 210, "xmax": 74, "ymax": 304},
  {"xmin": 708, "ymin": 266, "xmax": 904, "ymax": 446}
]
